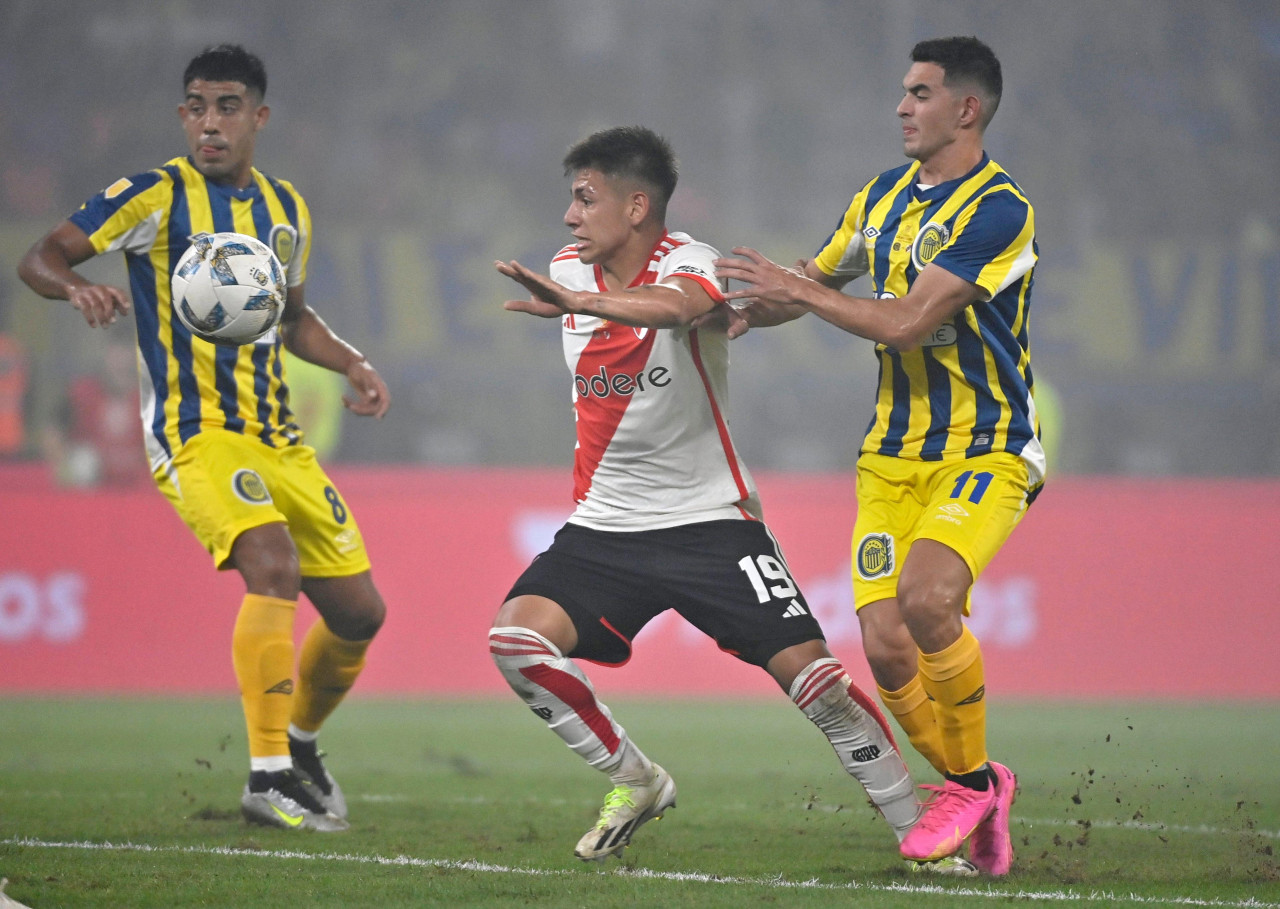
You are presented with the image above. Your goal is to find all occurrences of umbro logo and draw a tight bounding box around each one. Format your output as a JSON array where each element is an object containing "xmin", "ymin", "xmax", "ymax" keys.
[
  {"xmin": 781, "ymin": 599, "xmax": 808, "ymax": 618},
  {"xmin": 265, "ymin": 679, "xmax": 294, "ymax": 695},
  {"xmin": 957, "ymin": 685, "xmax": 985, "ymax": 706},
  {"xmin": 531, "ymin": 706, "xmax": 553, "ymax": 721}
]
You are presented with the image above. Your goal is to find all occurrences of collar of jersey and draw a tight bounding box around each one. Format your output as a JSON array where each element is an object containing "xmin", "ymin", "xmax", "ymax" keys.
[
  {"xmin": 911, "ymin": 152, "xmax": 990, "ymax": 202},
  {"xmin": 189, "ymin": 159, "xmax": 262, "ymax": 202}
]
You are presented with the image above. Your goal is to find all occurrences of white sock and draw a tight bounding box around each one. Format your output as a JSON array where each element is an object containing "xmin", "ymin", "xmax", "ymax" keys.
[
  {"xmin": 791, "ymin": 658, "xmax": 922, "ymax": 841},
  {"xmin": 250, "ymin": 755, "xmax": 293, "ymax": 773},
  {"xmin": 489, "ymin": 626, "xmax": 653, "ymax": 785},
  {"xmin": 287, "ymin": 724, "xmax": 318, "ymax": 743}
]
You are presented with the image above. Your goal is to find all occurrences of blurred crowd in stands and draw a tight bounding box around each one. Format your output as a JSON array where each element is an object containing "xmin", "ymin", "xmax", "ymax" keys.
[{"xmin": 2, "ymin": 0, "xmax": 1278, "ymax": 480}]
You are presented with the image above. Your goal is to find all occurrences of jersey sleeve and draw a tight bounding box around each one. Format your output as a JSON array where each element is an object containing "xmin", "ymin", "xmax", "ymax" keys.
[
  {"xmin": 929, "ymin": 187, "xmax": 1037, "ymax": 299},
  {"xmin": 67, "ymin": 170, "xmax": 170, "ymax": 257},
  {"xmin": 276, "ymin": 178, "xmax": 312, "ymax": 288},
  {"xmin": 659, "ymin": 240, "xmax": 725, "ymax": 302},
  {"xmin": 812, "ymin": 186, "xmax": 871, "ymax": 280}
]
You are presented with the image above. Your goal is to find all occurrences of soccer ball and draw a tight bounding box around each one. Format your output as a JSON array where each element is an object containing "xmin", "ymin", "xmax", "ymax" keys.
[{"xmin": 170, "ymin": 231, "xmax": 286, "ymax": 345}]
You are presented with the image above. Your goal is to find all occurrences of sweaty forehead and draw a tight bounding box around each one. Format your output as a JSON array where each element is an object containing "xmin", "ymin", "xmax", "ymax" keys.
[{"xmin": 571, "ymin": 169, "xmax": 611, "ymax": 193}]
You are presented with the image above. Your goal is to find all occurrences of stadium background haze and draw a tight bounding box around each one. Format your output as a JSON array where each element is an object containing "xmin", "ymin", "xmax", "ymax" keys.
[{"xmin": 1, "ymin": 0, "xmax": 1276, "ymax": 476}]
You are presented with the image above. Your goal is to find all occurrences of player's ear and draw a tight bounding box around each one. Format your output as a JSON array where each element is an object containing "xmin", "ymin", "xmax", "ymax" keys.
[
  {"xmin": 628, "ymin": 190, "xmax": 650, "ymax": 226},
  {"xmin": 254, "ymin": 104, "xmax": 271, "ymax": 130}
]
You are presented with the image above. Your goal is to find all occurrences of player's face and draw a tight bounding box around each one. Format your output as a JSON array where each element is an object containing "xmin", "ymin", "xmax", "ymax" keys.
[
  {"xmin": 179, "ymin": 80, "xmax": 269, "ymax": 188},
  {"xmin": 896, "ymin": 62, "xmax": 965, "ymax": 163},
  {"xmin": 563, "ymin": 169, "xmax": 635, "ymax": 267}
]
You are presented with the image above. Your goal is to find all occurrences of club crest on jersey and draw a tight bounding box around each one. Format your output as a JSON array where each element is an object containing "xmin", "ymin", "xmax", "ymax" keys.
[
  {"xmin": 911, "ymin": 221, "xmax": 950, "ymax": 271},
  {"xmin": 232, "ymin": 469, "xmax": 272, "ymax": 505},
  {"xmin": 269, "ymin": 224, "xmax": 298, "ymax": 274},
  {"xmin": 856, "ymin": 533, "xmax": 895, "ymax": 580}
]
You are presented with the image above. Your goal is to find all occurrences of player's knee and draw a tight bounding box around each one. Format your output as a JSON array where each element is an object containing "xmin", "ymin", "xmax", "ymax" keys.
[
  {"xmin": 896, "ymin": 573, "xmax": 967, "ymax": 630},
  {"xmin": 858, "ymin": 620, "xmax": 918, "ymax": 690},
  {"xmin": 489, "ymin": 626, "xmax": 563, "ymax": 691},
  {"xmin": 236, "ymin": 549, "xmax": 301, "ymax": 599},
  {"xmin": 338, "ymin": 593, "xmax": 385, "ymax": 641}
]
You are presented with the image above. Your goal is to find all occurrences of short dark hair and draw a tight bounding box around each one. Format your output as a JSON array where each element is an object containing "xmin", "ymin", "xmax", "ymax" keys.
[
  {"xmin": 911, "ymin": 36, "xmax": 1002, "ymax": 126},
  {"xmin": 183, "ymin": 44, "xmax": 267, "ymax": 100},
  {"xmin": 562, "ymin": 126, "xmax": 678, "ymax": 221}
]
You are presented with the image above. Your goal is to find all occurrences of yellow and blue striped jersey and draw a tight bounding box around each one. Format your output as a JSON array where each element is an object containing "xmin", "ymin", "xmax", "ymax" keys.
[
  {"xmin": 813, "ymin": 154, "xmax": 1044, "ymax": 487},
  {"xmin": 69, "ymin": 156, "xmax": 311, "ymax": 472}
]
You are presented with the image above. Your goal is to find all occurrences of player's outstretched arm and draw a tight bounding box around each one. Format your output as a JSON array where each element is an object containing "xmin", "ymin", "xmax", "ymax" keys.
[
  {"xmin": 279, "ymin": 284, "xmax": 390, "ymax": 418},
  {"xmin": 496, "ymin": 259, "xmax": 717, "ymax": 329},
  {"xmin": 18, "ymin": 221, "xmax": 131, "ymax": 328},
  {"xmin": 717, "ymin": 246, "xmax": 982, "ymax": 350}
]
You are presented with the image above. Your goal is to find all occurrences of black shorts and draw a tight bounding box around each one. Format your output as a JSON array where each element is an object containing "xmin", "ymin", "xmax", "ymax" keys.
[{"xmin": 506, "ymin": 519, "xmax": 825, "ymax": 668}]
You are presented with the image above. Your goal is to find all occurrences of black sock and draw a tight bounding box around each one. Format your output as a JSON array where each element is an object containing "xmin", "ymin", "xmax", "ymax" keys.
[{"xmin": 945, "ymin": 764, "xmax": 995, "ymax": 791}]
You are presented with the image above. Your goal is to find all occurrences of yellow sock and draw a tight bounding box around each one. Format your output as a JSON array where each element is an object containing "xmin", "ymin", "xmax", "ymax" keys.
[
  {"xmin": 878, "ymin": 675, "xmax": 947, "ymax": 776},
  {"xmin": 917, "ymin": 626, "xmax": 988, "ymax": 776},
  {"xmin": 290, "ymin": 619, "xmax": 371, "ymax": 734},
  {"xmin": 232, "ymin": 594, "xmax": 297, "ymax": 760}
]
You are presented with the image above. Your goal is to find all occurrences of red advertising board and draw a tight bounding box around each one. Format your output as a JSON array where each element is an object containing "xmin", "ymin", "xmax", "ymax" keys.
[{"xmin": 1, "ymin": 464, "xmax": 1277, "ymax": 698}]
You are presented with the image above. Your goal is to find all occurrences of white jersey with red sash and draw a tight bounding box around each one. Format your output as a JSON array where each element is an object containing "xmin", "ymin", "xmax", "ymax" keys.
[{"xmin": 552, "ymin": 231, "xmax": 761, "ymax": 531}]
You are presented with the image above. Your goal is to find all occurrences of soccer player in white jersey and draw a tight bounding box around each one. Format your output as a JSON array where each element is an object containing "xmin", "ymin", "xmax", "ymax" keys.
[{"xmin": 489, "ymin": 126, "xmax": 972, "ymax": 873}]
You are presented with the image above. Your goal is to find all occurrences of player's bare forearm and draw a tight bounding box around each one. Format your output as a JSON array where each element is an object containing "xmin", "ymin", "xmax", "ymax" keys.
[
  {"xmin": 497, "ymin": 259, "xmax": 712, "ymax": 328},
  {"xmin": 281, "ymin": 300, "xmax": 389, "ymax": 417},
  {"xmin": 718, "ymin": 247, "xmax": 980, "ymax": 350},
  {"xmin": 572, "ymin": 279, "xmax": 714, "ymax": 329},
  {"xmin": 19, "ymin": 223, "xmax": 131, "ymax": 327},
  {"xmin": 281, "ymin": 305, "xmax": 361, "ymax": 371}
]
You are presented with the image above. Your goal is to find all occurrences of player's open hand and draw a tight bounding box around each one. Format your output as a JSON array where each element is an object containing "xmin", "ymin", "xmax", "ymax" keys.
[
  {"xmin": 714, "ymin": 247, "xmax": 813, "ymax": 308},
  {"xmin": 68, "ymin": 283, "xmax": 131, "ymax": 328},
  {"xmin": 495, "ymin": 260, "xmax": 578, "ymax": 318},
  {"xmin": 343, "ymin": 358, "xmax": 391, "ymax": 418}
]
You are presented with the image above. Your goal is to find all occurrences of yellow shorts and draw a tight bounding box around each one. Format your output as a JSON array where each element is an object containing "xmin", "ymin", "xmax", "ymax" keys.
[
  {"xmin": 154, "ymin": 429, "xmax": 371, "ymax": 577},
  {"xmin": 850, "ymin": 451, "xmax": 1030, "ymax": 613}
]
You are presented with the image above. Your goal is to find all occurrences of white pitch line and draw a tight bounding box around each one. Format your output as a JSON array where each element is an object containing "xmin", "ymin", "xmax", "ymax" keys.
[{"xmin": 3, "ymin": 837, "xmax": 1277, "ymax": 908}]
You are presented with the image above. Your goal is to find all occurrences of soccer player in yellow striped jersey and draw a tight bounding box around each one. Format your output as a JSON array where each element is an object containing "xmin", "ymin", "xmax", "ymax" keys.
[
  {"xmin": 716, "ymin": 37, "xmax": 1038, "ymax": 874},
  {"xmin": 19, "ymin": 45, "xmax": 391, "ymax": 832}
]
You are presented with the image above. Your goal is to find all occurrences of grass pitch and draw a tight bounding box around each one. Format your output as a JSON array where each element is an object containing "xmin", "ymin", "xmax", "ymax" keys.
[{"xmin": 1, "ymin": 698, "xmax": 1277, "ymax": 908}]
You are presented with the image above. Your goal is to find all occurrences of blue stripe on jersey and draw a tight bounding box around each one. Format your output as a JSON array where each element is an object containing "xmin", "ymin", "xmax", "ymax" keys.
[
  {"xmin": 215, "ymin": 345, "xmax": 244, "ymax": 432},
  {"xmin": 975, "ymin": 299, "xmax": 1034, "ymax": 453},
  {"xmin": 248, "ymin": 190, "xmax": 285, "ymax": 445},
  {"xmin": 204, "ymin": 185, "xmax": 246, "ymax": 431},
  {"xmin": 251, "ymin": 342, "xmax": 274, "ymax": 444},
  {"xmin": 920, "ymin": 350, "xmax": 952, "ymax": 460},
  {"xmin": 878, "ymin": 349, "xmax": 911, "ymax": 457},
  {"xmin": 865, "ymin": 164, "xmax": 912, "ymax": 210},
  {"xmin": 131, "ymin": 245, "xmax": 172, "ymax": 463},
  {"xmin": 956, "ymin": 318, "xmax": 999, "ymax": 456},
  {"xmin": 265, "ymin": 175, "xmax": 300, "ymax": 227},
  {"xmin": 262, "ymin": 177, "xmax": 300, "ymax": 444},
  {"xmin": 162, "ymin": 166, "xmax": 204, "ymax": 445},
  {"xmin": 273, "ymin": 352, "xmax": 297, "ymax": 439},
  {"xmin": 68, "ymin": 171, "xmax": 165, "ymax": 237},
  {"xmin": 931, "ymin": 188, "xmax": 1028, "ymax": 286},
  {"xmin": 870, "ymin": 182, "xmax": 913, "ymax": 297}
]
